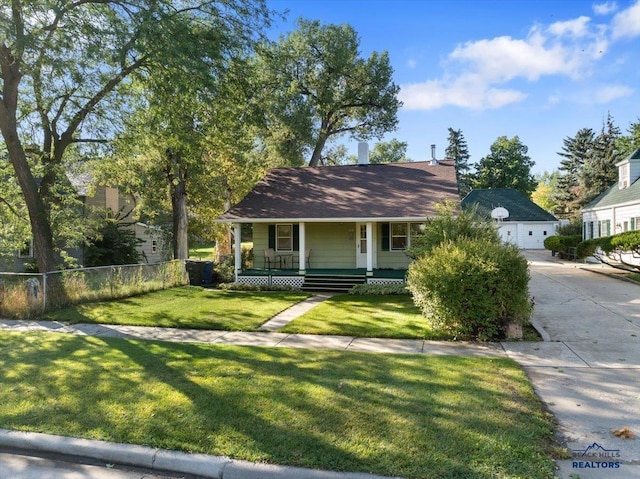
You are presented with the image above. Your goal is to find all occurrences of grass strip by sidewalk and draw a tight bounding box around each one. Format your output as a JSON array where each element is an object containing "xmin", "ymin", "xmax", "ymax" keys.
[
  {"xmin": 0, "ymin": 331, "xmax": 560, "ymax": 478},
  {"xmin": 280, "ymin": 294, "xmax": 451, "ymax": 340},
  {"xmin": 43, "ymin": 286, "xmax": 310, "ymax": 331}
]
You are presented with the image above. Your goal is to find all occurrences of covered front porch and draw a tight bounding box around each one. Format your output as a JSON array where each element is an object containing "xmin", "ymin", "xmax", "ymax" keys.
[
  {"xmin": 229, "ymin": 221, "xmax": 415, "ymax": 286},
  {"xmin": 237, "ymin": 267, "xmax": 407, "ymax": 291}
]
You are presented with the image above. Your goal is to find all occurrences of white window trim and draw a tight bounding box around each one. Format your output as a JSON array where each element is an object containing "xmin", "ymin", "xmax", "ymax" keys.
[
  {"xmin": 276, "ymin": 223, "xmax": 293, "ymax": 252},
  {"xmin": 389, "ymin": 222, "xmax": 424, "ymax": 252},
  {"xmin": 18, "ymin": 240, "xmax": 34, "ymax": 258}
]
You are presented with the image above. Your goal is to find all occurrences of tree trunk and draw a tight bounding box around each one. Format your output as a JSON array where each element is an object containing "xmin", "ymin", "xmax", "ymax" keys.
[
  {"xmin": 308, "ymin": 120, "xmax": 331, "ymax": 167},
  {"xmin": 0, "ymin": 47, "xmax": 59, "ymax": 273},
  {"xmin": 215, "ymin": 182, "xmax": 233, "ymax": 263},
  {"xmin": 168, "ymin": 149, "xmax": 189, "ymax": 260}
]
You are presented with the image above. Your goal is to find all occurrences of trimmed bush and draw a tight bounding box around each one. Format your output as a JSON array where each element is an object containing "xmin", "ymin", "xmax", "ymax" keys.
[
  {"xmin": 576, "ymin": 238, "xmax": 599, "ymax": 259},
  {"xmin": 348, "ymin": 283, "xmax": 409, "ymax": 295},
  {"xmin": 611, "ymin": 230, "xmax": 640, "ymax": 253},
  {"xmin": 218, "ymin": 282, "xmax": 300, "ymax": 292},
  {"xmin": 544, "ymin": 234, "xmax": 582, "ymax": 256},
  {"xmin": 543, "ymin": 235, "xmax": 561, "ymax": 252},
  {"xmin": 407, "ymin": 239, "xmax": 532, "ymax": 341}
]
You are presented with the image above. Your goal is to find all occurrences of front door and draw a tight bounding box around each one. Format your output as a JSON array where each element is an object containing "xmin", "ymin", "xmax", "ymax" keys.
[{"xmin": 356, "ymin": 223, "xmax": 368, "ymax": 268}]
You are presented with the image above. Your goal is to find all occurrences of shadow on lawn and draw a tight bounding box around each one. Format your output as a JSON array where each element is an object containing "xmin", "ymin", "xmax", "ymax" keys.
[
  {"xmin": 0, "ymin": 332, "xmax": 557, "ymax": 478},
  {"xmin": 108, "ymin": 339, "xmax": 557, "ymax": 477}
]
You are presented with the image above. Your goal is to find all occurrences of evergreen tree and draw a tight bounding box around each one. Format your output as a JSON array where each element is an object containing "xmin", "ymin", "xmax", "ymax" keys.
[
  {"xmin": 554, "ymin": 128, "xmax": 595, "ymax": 218},
  {"xmin": 472, "ymin": 136, "xmax": 537, "ymax": 197},
  {"xmin": 616, "ymin": 118, "xmax": 640, "ymax": 157},
  {"xmin": 445, "ymin": 128, "xmax": 472, "ymax": 197},
  {"xmin": 581, "ymin": 113, "xmax": 622, "ymax": 203}
]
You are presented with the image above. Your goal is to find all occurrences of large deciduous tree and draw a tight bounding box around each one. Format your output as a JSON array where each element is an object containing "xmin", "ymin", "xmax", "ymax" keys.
[
  {"xmin": 0, "ymin": 0, "xmax": 271, "ymax": 272},
  {"xmin": 370, "ymin": 139, "xmax": 409, "ymax": 164},
  {"xmin": 472, "ymin": 136, "xmax": 537, "ymax": 197},
  {"xmin": 257, "ymin": 19, "xmax": 401, "ymax": 167}
]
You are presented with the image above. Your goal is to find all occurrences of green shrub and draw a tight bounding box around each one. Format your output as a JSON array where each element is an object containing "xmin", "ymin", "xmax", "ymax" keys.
[
  {"xmin": 543, "ymin": 235, "xmax": 561, "ymax": 252},
  {"xmin": 407, "ymin": 239, "xmax": 532, "ymax": 341},
  {"xmin": 610, "ymin": 230, "xmax": 640, "ymax": 253},
  {"xmin": 407, "ymin": 200, "xmax": 500, "ymax": 259},
  {"xmin": 218, "ymin": 282, "xmax": 300, "ymax": 292},
  {"xmin": 576, "ymin": 238, "xmax": 599, "ymax": 258},
  {"xmin": 556, "ymin": 219, "xmax": 582, "ymax": 236},
  {"xmin": 544, "ymin": 235, "xmax": 582, "ymax": 254},
  {"xmin": 348, "ymin": 283, "xmax": 409, "ymax": 295}
]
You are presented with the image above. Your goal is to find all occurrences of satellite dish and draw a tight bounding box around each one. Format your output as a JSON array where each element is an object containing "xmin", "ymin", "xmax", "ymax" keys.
[{"xmin": 491, "ymin": 207, "xmax": 509, "ymax": 220}]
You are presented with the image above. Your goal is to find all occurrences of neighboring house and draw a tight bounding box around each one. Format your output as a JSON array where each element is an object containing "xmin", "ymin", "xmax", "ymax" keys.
[
  {"xmin": 216, "ymin": 144, "xmax": 459, "ymax": 289},
  {"xmin": 76, "ymin": 182, "xmax": 171, "ymax": 265},
  {"xmin": 4, "ymin": 179, "xmax": 169, "ymax": 272},
  {"xmin": 133, "ymin": 222, "xmax": 171, "ymax": 264},
  {"xmin": 461, "ymin": 188, "xmax": 559, "ymax": 249},
  {"xmin": 582, "ymin": 148, "xmax": 640, "ymax": 240}
]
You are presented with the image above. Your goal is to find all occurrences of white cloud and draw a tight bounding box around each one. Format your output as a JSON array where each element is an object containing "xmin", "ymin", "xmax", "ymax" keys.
[
  {"xmin": 611, "ymin": 0, "xmax": 640, "ymax": 39},
  {"xmin": 593, "ymin": 84, "xmax": 634, "ymax": 102},
  {"xmin": 548, "ymin": 16, "xmax": 591, "ymax": 38},
  {"xmin": 593, "ymin": 1, "xmax": 618, "ymax": 15},
  {"xmin": 399, "ymin": 77, "xmax": 527, "ymax": 111},
  {"xmin": 448, "ymin": 31, "xmax": 580, "ymax": 82},
  {"xmin": 400, "ymin": 8, "xmax": 618, "ymax": 112},
  {"xmin": 407, "ymin": 58, "xmax": 417, "ymax": 69}
]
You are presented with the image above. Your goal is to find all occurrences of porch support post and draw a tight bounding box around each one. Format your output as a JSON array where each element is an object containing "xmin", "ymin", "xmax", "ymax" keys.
[
  {"xmin": 298, "ymin": 222, "xmax": 306, "ymax": 274},
  {"xmin": 366, "ymin": 222, "xmax": 373, "ymax": 276},
  {"xmin": 233, "ymin": 223, "xmax": 242, "ymax": 282}
]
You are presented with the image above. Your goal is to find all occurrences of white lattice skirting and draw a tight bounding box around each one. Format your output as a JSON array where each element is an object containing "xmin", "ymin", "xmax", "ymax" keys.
[
  {"xmin": 366, "ymin": 278, "xmax": 405, "ymax": 285},
  {"xmin": 237, "ymin": 275, "xmax": 304, "ymax": 288},
  {"xmin": 271, "ymin": 276, "xmax": 305, "ymax": 288},
  {"xmin": 237, "ymin": 276, "xmax": 270, "ymax": 287}
]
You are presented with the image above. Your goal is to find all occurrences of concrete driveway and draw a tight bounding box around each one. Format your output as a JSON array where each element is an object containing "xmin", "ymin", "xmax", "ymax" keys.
[{"xmin": 502, "ymin": 251, "xmax": 640, "ymax": 479}]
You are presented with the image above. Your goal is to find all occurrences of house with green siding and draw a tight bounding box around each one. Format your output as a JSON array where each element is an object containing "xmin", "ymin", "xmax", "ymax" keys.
[{"xmin": 216, "ymin": 144, "xmax": 459, "ymax": 290}]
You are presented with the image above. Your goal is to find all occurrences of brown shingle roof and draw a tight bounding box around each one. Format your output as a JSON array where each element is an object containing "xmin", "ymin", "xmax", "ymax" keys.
[{"xmin": 218, "ymin": 160, "xmax": 459, "ymax": 222}]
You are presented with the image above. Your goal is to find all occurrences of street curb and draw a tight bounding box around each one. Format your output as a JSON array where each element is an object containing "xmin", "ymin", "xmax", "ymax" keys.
[
  {"xmin": 530, "ymin": 318, "xmax": 551, "ymax": 342},
  {"xmin": 0, "ymin": 428, "xmax": 230, "ymax": 477},
  {"xmin": 0, "ymin": 429, "xmax": 400, "ymax": 479}
]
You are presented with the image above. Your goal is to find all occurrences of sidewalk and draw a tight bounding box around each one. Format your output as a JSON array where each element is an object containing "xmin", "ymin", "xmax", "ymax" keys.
[{"xmin": 0, "ymin": 318, "xmax": 506, "ymax": 357}]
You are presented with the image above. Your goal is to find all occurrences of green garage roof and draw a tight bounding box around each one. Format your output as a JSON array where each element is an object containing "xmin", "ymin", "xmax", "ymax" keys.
[{"xmin": 462, "ymin": 188, "xmax": 557, "ymax": 222}]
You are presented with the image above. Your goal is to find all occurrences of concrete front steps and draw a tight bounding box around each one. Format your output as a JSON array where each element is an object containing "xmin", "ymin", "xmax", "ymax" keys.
[{"xmin": 301, "ymin": 274, "xmax": 366, "ymax": 293}]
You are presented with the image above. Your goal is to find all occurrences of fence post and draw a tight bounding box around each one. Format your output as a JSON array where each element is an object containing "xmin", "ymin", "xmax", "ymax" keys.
[{"xmin": 42, "ymin": 273, "xmax": 47, "ymax": 313}]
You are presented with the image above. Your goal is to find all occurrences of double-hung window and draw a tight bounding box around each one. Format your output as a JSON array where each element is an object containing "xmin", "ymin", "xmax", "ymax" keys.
[
  {"xmin": 390, "ymin": 223, "xmax": 408, "ymax": 251},
  {"xmin": 387, "ymin": 222, "xmax": 424, "ymax": 251},
  {"xmin": 276, "ymin": 224, "xmax": 293, "ymax": 251}
]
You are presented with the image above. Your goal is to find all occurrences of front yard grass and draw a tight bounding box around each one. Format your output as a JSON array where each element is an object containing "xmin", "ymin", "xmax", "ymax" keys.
[
  {"xmin": 43, "ymin": 286, "xmax": 310, "ymax": 331},
  {"xmin": 280, "ymin": 294, "xmax": 451, "ymax": 339},
  {"xmin": 0, "ymin": 331, "xmax": 559, "ymax": 479}
]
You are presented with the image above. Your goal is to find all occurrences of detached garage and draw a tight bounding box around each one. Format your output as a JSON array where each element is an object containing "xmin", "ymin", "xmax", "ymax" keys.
[{"xmin": 462, "ymin": 188, "xmax": 559, "ymax": 249}]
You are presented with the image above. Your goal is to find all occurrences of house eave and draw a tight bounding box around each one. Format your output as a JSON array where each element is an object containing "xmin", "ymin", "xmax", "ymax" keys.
[
  {"xmin": 215, "ymin": 216, "xmax": 432, "ymax": 224},
  {"xmin": 582, "ymin": 198, "xmax": 640, "ymax": 213}
]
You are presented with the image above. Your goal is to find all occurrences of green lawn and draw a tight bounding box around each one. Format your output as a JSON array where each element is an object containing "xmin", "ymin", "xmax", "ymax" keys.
[
  {"xmin": 0, "ymin": 331, "xmax": 560, "ymax": 478},
  {"xmin": 189, "ymin": 242, "xmax": 216, "ymax": 260},
  {"xmin": 280, "ymin": 294, "xmax": 451, "ymax": 339},
  {"xmin": 43, "ymin": 287, "xmax": 310, "ymax": 331}
]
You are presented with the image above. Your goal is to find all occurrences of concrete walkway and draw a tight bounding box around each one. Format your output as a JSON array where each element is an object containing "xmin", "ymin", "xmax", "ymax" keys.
[
  {"xmin": 1, "ymin": 251, "xmax": 639, "ymax": 478},
  {"xmin": 259, "ymin": 292, "xmax": 334, "ymax": 331}
]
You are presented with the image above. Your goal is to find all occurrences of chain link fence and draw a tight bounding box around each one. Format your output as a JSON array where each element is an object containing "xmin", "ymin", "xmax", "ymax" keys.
[{"xmin": 0, "ymin": 260, "xmax": 188, "ymax": 319}]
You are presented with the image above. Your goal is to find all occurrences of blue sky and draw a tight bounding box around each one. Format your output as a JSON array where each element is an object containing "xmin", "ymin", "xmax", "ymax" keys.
[{"xmin": 266, "ymin": 0, "xmax": 640, "ymax": 174}]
